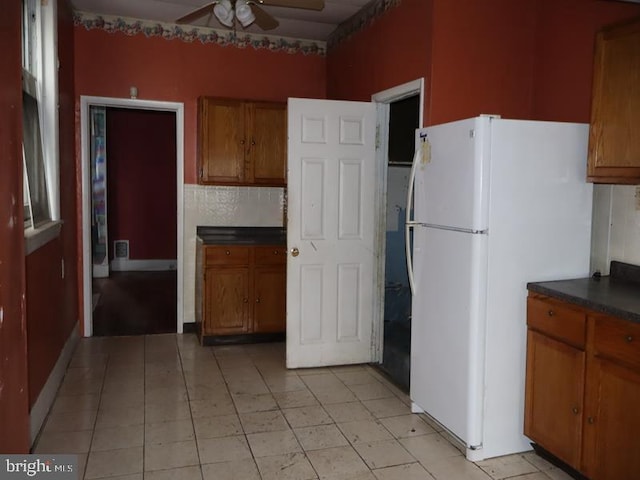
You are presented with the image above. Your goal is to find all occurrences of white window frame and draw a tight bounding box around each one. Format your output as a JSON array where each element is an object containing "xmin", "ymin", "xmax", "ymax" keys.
[{"xmin": 22, "ymin": 0, "xmax": 61, "ymax": 253}]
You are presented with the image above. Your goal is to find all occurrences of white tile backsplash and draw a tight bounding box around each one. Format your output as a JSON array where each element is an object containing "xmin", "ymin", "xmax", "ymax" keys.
[
  {"xmin": 590, "ymin": 185, "xmax": 613, "ymax": 275},
  {"xmin": 610, "ymin": 185, "xmax": 640, "ymax": 266},
  {"xmin": 182, "ymin": 185, "xmax": 285, "ymax": 325},
  {"xmin": 591, "ymin": 184, "xmax": 640, "ymax": 274}
]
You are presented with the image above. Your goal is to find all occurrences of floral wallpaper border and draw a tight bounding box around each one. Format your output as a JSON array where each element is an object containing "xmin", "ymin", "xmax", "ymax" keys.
[
  {"xmin": 73, "ymin": 11, "xmax": 327, "ymax": 56},
  {"xmin": 327, "ymin": 0, "xmax": 402, "ymax": 50}
]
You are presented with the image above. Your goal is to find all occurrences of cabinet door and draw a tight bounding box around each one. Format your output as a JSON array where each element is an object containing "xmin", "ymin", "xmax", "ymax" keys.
[
  {"xmin": 246, "ymin": 102, "xmax": 286, "ymax": 186},
  {"xmin": 199, "ymin": 98, "xmax": 245, "ymax": 184},
  {"xmin": 587, "ymin": 18, "xmax": 640, "ymax": 183},
  {"xmin": 203, "ymin": 266, "xmax": 250, "ymax": 335},
  {"xmin": 524, "ymin": 330, "xmax": 585, "ymax": 469},
  {"xmin": 582, "ymin": 358, "xmax": 640, "ymax": 479},
  {"xmin": 253, "ymin": 266, "xmax": 286, "ymax": 333}
]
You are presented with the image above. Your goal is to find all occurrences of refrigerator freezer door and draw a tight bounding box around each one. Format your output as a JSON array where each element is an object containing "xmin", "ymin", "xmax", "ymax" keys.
[
  {"xmin": 414, "ymin": 117, "xmax": 491, "ymax": 231},
  {"xmin": 410, "ymin": 225, "xmax": 488, "ymax": 450}
]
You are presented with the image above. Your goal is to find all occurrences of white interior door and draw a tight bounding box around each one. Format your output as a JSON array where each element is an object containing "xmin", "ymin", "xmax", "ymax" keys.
[{"xmin": 287, "ymin": 98, "xmax": 377, "ymax": 368}]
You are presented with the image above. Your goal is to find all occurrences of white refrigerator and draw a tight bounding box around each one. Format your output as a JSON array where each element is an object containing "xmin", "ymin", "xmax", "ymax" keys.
[{"xmin": 405, "ymin": 115, "xmax": 593, "ymax": 461}]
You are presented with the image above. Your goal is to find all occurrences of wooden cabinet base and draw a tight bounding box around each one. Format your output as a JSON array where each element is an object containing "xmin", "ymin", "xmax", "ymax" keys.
[
  {"xmin": 530, "ymin": 444, "xmax": 589, "ymax": 480},
  {"xmin": 199, "ymin": 331, "xmax": 285, "ymax": 346}
]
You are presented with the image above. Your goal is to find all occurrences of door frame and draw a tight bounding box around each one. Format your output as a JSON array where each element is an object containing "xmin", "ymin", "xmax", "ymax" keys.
[
  {"xmin": 80, "ymin": 96, "xmax": 185, "ymax": 337},
  {"xmin": 371, "ymin": 78, "xmax": 424, "ymax": 362}
]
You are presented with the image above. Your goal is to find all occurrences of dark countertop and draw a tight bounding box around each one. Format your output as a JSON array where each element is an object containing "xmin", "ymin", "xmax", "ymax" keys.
[
  {"xmin": 197, "ymin": 226, "xmax": 286, "ymax": 245},
  {"xmin": 527, "ymin": 262, "xmax": 640, "ymax": 324}
]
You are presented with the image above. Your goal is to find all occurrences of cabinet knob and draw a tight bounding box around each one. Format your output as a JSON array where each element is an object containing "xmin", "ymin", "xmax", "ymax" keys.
[
  {"xmin": 251, "ymin": 138, "xmax": 256, "ymax": 146},
  {"xmin": 547, "ymin": 310, "xmax": 555, "ymax": 317},
  {"xmin": 243, "ymin": 298, "xmax": 248, "ymax": 303},
  {"xmin": 587, "ymin": 416, "xmax": 595, "ymax": 425},
  {"xmin": 273, "ymin": 250, "xmax": 279, "ymax": 255},
  {"xmin": 225, "ymin": 250, "xmax": 231, "ymax": 255},
  {"xmin": 626, "ymin": 335, "xmax": 633, "ymax": 343},
  {"xmin": 572, "ymin": 407, "xmax": 579, "ymax": 415},
  {"xmin": 256, "ymin": 298, "xmax": 261, "ymax": 303},
  {"xmin": 240, "ymin": 139, "xmax": 245, "ymax": 145}
]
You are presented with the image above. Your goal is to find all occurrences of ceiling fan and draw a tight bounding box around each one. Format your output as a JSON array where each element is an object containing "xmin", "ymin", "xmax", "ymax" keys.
[{"xmin": 176, "ymin": 0, "xmax": 325, "ymax": 31}]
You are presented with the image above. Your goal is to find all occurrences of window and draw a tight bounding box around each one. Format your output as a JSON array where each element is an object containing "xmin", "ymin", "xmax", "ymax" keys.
[
  {"xmin": 23, "ymin": 71, "xmax": 49, "ymax": 227},
  {"xmin": 21, "ymin": 0, "xmax": 57, "ymax": 230}
]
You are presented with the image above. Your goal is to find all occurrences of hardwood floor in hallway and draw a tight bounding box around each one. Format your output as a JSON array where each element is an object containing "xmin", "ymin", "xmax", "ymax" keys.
[{"xmin": 92, "ymin": 271, "xmax": 177, "ymax": 336}]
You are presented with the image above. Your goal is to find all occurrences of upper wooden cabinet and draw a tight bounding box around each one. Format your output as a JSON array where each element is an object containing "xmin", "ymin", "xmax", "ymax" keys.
[
  {"xmin": 198, "ymin": 97, "xmax": 287, "ymax": 186},
  {"xmin": 587, "ymin": 17, "xmax": 640, "ymax": 184}
]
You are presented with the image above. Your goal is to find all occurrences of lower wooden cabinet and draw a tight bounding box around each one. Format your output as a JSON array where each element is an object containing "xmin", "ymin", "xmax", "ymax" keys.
[
  {"xmin": 582, "ymin": 357, "xmax": 640, "ymax": 479},
  {"xmin": 525, "ymin": 293, "xmax": 640, "ymax": 479},
  {"xmin": 200, "ymin": 244, "xmax": 286, "ymax": 338},
  {"xmin": 254, "ymin": 266, "xmax": 286, "ymax": 333},
  {"xmin": 204, "ymin": 266, "xmax": 250, "ymax": 335},
  {"xmin": 524, "ymin": 330, "xmax": 585, "ymax": 467}
]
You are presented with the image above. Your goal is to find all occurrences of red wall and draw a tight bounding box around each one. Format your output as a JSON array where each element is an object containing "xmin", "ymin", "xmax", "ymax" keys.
[
  {"xmin": 106, "ymin": 108, "xmax": 177, "ymax": 260},
  {"xmin": 58, "ymin": 0, "xmax": 80, "ymax": 349},
  {"xmin": 327, "ymin": 0, "xmax": 640, "ymax": 125},
  {"xmin": 327, "ymin": 0, "xmax": 432, "ymax": 113},
  {"xmin": 428, "ymin": 0, "xmax": 538, "ymax": 124},
  {"xmin": 532, "ymin": 0, "xmax": 640, "ymax": 122},
  {"xmin": 0, "ymin": 0, "xmax": 29, "ymax": 453},
  {"xmin": 326, "ymin": 0, "xmax": 537, "ymax": 125},
  {"xmin": 74, "ymin": 28, "xmax": 327, "ymax": 184},
  {"xmin": 26, "ymin": 239, "xmax": 65, "ymax": 407}
]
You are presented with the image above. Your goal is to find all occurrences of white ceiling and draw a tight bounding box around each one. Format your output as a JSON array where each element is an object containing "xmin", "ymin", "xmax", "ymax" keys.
[{"xmin": 70, "ymin": 0, "xmax": 375, "ymax": 41}]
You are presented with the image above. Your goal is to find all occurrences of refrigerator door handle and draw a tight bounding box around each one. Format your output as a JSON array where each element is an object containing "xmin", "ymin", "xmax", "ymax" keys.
[{"xmin": 405, "ymin": 146, "xmax": 421, "ymax": 296}]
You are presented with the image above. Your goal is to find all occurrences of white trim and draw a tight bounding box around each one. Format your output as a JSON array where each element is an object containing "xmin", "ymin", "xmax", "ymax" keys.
[
  {"xmin": 110, "ymin": 259, "xmax": 177, "ymax": 272},
  {"xmin": 41, "ymin": 0, "xmax": 60, "ymax": 221},
  {"xmin": 371, "ymin": 78, "xmax": 424, "ymax": 363},
  {"xmin": 24, "ymin": 220, "xmax": 62, "ymax": 255},
  {"xmin": 372, "ymin": 78, "xmax": 425, "ymax": 128},
  {"xmin": 29, "ymin": 325, "xmax": 79, "ymax": 445},
  {"xmin": 81, "ymin": 96, "xmax": 185, "ymax": 337}
]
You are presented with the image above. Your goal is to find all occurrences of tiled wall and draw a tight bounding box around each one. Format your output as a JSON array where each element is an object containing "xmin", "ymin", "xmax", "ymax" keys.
[
  {"xmin": 591, "ymin": 184, "xmax": 640, "ymax": 274},
  {"xmin": 183, "ymin": 185, "xmax": 286, "ymax": 325}
]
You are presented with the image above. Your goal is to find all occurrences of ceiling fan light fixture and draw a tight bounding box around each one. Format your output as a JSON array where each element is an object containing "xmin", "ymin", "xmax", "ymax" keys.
[
  {"xmin": 213, "ymin": 0, "xmax": 234, "ymax": 27},
  {"xmin": 235, "ymin": 1, "xmax": 256, "ymax": 27}
]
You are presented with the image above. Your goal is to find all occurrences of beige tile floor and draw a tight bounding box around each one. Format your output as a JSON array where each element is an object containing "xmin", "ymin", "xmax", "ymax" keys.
[{"xmin": 34, "ymin": 334, "xmax": 574, "ymax": 480}]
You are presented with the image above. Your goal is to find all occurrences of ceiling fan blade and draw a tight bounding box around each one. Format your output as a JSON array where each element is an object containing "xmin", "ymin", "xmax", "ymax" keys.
[
  {"xmin": 256, "ymin": 0, "xmax": 324, "ymax": 11},
  {"xmin": 176, "ymin": 2, "xmax": 216, "ymax": 24},
  {"xmin": 251, "ymin": 4, "xmax": 280, "ymax": 30}
]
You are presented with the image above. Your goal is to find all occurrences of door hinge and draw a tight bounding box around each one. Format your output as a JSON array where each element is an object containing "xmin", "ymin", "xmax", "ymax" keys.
[{"xmin": 375, "ymin": 124, "xmax": 380, "ymax": 150}]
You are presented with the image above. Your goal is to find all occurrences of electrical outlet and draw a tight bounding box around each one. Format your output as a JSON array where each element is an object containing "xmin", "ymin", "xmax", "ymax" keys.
[{"xmin": 636, "ymin": 187, "xmax": 640, "ymax": 211}]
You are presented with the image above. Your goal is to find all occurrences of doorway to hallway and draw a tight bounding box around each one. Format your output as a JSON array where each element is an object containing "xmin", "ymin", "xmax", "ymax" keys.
[
  {"xmin": 379, "ymin": 94, "xmax": 419, "ymax": 391},
  {"xmin": 80, "ymin": 96, "xmax": 185, "ymax": 338},
  {"xmin": 90, "ymin": 107, "xmax": 177, "ymax": 336}
]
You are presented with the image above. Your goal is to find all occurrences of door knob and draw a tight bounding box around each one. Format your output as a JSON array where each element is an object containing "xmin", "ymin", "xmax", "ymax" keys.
[{"xmin": 291, "ymin": 247, "xmax": 299, "ymax": 257}]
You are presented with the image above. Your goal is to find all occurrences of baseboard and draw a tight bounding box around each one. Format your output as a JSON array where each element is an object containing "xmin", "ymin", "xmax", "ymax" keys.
[
  {"xmin": 30, "ymin": 325, "xmax": 79, "ymax": 446},
  {"xmin": 182, "ymin": 322, "xmax": 197, "ymax": 334},
  {"xmin": 110, "ymin": 259, "xmax": 177, "ymax": 272},
  {"xmin": 199, "ymin": 332, "xmax": 286, "ymax": 346}
]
